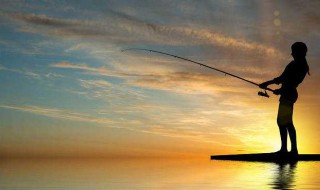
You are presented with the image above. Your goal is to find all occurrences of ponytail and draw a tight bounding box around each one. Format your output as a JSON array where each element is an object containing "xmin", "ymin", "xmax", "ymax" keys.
[
  {"xmin": 306, "ymin": 60, "xmax": 310, "ymax": 76},
  {"xmin": 307, "ymin": 64, "xmax": 310, "ymax": 75}
]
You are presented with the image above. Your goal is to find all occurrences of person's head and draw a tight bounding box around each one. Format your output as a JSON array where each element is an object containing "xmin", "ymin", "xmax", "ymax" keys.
[
  {"xmin": 291, "ymin": 42, "xmax": 307, "ymax": 59},
  {"xmin": 291, "ymin": 42, "xmax": 310, "ymax": 75}
]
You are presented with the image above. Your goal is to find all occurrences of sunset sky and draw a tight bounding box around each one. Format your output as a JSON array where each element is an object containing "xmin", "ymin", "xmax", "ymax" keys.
[{"xmin": 0, "ymin": 0, "xmax": 319, "ymax": 158}]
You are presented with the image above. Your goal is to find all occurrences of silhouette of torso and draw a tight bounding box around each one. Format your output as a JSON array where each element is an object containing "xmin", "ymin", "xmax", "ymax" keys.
[{"xmin": 274, "ymin": 60, "xmax": 308, "ymax": 103}]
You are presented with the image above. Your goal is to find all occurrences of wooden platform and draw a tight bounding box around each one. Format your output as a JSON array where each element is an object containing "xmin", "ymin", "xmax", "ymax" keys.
[{"xmin": 211, "ymin": 153, "xmax": 320, "ymax": 162}]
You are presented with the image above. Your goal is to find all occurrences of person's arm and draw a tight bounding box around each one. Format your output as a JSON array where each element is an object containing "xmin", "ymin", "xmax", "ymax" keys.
[
  {"xmin": 259, "ymin": 78, "xmax": 278, "ymax": 89},
  {"xmin": 259, "ymin": 66, "xmax": 288, "ymax": 89},
  {"xmin": 259, "ymin": 78, "xmax": 282, "ymax": 96},
  {"xmin": 272, "ymin": 75, "xmax": 284, "ymax": 85}
]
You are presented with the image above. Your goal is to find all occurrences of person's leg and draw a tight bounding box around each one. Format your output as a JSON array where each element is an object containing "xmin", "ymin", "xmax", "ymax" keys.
[
  {"xmin": 287, "ymin": 123, "xmax": 298, "ymax": 154},
  {"xmin": 277, "ymin": 100, "xmax": 293, "ymax": 152},
  {"xmin": 285, "ymin": 102, "xmax": 298, "ymax": 154},
  {"xmin": 278, "ymin": 126, "xmax": 288, "ymax": 152}
]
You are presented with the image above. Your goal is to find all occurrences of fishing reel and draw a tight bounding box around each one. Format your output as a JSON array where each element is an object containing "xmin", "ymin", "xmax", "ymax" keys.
[{"xmin": 258, "ymin": 90, "xmax": 269, "ymax": 98}]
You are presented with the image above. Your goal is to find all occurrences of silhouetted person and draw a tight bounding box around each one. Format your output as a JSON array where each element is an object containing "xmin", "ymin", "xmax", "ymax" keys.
[{"xmin": 260, "ymin": 42, "xmax": 310, "ymax": 155}]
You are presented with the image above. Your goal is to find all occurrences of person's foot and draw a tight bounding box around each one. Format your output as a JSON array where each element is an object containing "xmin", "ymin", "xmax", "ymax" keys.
[
  {"xmin": 290, "ymin": 149, "xmax": 299, "ymax": 155},
  {"xmin": 274, "ymin": 149, "xmax": 288, "ymax": 155}
]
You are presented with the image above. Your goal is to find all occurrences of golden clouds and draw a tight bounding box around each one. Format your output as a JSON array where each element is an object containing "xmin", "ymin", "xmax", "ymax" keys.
[{"xmin": 169, "ymin": 27, "xmax": 283, "ymax": 58}]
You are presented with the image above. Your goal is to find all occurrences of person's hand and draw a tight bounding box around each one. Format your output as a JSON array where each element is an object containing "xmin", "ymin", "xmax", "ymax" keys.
[
  {"xmin": 273, "ymin": 89, "xmax": 282, "ymax": 95},
  {"xmin": 259, "ymin": 81, "xmax": 269, "ymax": 89}
]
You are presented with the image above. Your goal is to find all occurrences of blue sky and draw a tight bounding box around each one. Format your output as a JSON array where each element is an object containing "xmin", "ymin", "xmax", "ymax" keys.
[{"xmin": 0, "ymin": 0, "xmax": 320, "ymax": 158}]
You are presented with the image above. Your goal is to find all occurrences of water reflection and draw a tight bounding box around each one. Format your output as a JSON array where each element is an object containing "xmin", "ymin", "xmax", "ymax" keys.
[
  {"xmin": 0, "ymin": 158, "xmax": 318, "ymax": 189},
  {"xmin": 270, "ymin": 161, "xmax": 297, "ymax": 190}
]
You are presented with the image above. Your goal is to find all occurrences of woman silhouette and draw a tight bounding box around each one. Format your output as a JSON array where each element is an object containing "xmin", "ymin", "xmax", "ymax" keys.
[{"xmin": 259, "ymin": 42, "xmax": 310, "ymax": 155}]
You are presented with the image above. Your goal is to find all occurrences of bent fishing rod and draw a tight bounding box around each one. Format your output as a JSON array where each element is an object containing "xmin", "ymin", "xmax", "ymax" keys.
[{"xmin": 122, "ymin": 48, "xmax": 274, "ymax": 98}]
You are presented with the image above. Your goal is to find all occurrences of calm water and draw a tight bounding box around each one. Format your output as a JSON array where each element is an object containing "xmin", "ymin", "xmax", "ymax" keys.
[{"xmin": 0, "ymin": 158, "xmax": 319, "ymax": 189}]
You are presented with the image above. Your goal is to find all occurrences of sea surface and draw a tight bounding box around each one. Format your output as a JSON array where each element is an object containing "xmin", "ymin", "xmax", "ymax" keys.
[{"xmin": 0, "ymin": 158, "xmax": 319, "ymax": 189}]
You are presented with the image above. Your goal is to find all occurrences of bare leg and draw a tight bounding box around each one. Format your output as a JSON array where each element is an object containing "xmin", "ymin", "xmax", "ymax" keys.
[
  {"xmin": 277, "ymin": 100, "xmax": 294, "ymax": 153},
  {"xmin": 279, "ymin": 126, "xmax": 288, "ymax": 152},
  {"xmin": 287, "ymin": 123, "xmax": 298, "ymax": 154}
]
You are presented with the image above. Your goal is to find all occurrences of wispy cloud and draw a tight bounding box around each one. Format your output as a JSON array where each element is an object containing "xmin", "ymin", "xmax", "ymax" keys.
[
  {"xmin": 152, "ymin": 26, "xmax": 284, "ymax": 57},
  {"xmin": 50, "ymin": 59, "xmax": 266, "ymax": 95},
  {"xmin": 0, "ymin": 104, "xmax": 115, "ymax": 125},
  {"xmin": 10, "ymin": 13, "xmax": 78, "ymax": 27},
  {"xmin": 0, "ymin": 65, "xmax": 41, "ymax": 79},
  {"xmin": 49, "ymin": 61, "xmax": 258, "ymax": 100},
  {"xmin": 0, "ymin": 102, "xmax": 259, "ymax": 148},
  {"xmin": 44, "ymin": 73, "xmax": 64, "ymax": 79},
  {"xmin": 0, "ymin": 64, "xmax": 6, "ymax": 70},
  {"xmin": 0, "ymin": 64, "xmax": 63, "ymax": 79},
  {"xmin": 50, "ymin": 61, "xmax": 127, "ymax": 78},
  {"xmin": 5, "ymin": 11, "xmax": 283, "ymax": 57}
]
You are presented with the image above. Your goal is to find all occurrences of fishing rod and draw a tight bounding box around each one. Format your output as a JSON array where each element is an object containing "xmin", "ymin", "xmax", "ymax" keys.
[{"xmin": 122, "ymin": 48, "xmax": 274, "ymax": 98}]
